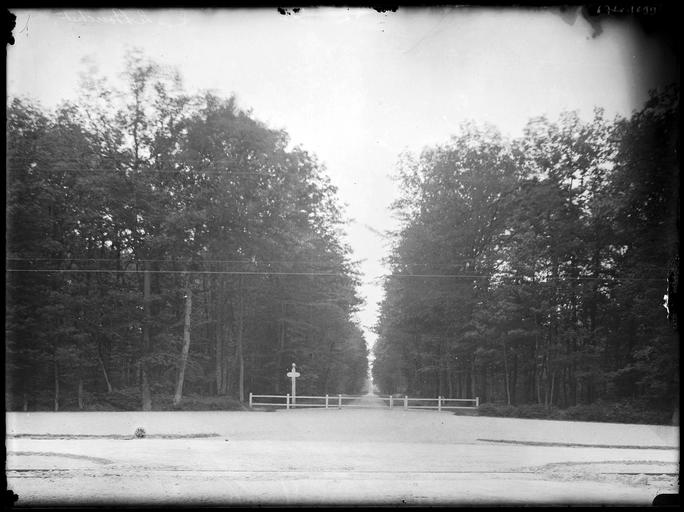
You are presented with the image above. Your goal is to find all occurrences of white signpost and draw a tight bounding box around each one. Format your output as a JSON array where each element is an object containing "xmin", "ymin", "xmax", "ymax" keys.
[{"xmin": 286, "ymin": 363, "xmax": 300, "ymax": 408}]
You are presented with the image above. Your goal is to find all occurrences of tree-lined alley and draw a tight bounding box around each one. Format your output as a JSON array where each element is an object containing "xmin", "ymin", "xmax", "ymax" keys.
[{"xmin": 6, "ymin": 53, "xmax": 368, "ymax": 411}]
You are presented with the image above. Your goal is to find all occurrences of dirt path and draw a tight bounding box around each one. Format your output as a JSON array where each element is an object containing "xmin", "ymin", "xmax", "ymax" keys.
[
  {"xmin": 6, "ymin": 410, "xmax": 679, "ymax": 506},
  {"xmin": 345, "ymin": 392, "xmax": 389, "ymax": 408}
]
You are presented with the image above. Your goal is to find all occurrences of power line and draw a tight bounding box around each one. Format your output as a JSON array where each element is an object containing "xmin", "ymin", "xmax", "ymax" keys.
[
  {"xmin": 9, "ymin": 156, "xmax": 288, "ymax": 164},
  {"xmin": 6, "ymin": 257, "xmax": 353, "ymax": 266},
  {"xmin": 6, "ymin": 257, "xmax": 667, "ymax": 280},
  {"xmin": 388, "ymin": 262, "xmax": 669, "ymax": 271},
  {"xmin": 4, "ymin": 268, "xmax": 664, "ymax": 282},
  {"xmin": 9, "ymin": 257, "xmax": 661, "ymax": 271},
  {"xmin": 5, "ymin": 269, "xmax": 347, "ymax": 277},
  {"xmin": 383, "ymin": 273, "xmax": 663, "ymax": 282},
  {"xmin": 6, "ymin": 167, "xmax": 282, "ymax": 176}
]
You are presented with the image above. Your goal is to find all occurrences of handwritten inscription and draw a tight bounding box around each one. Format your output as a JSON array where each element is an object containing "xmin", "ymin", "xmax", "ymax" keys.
[
  {"xmin": 595, "ymin": 5, "xmax": 658, "ymax": 15},
  {"xmin": 56, "ymin": 10, "xmax": 188, "ymax": 28}
]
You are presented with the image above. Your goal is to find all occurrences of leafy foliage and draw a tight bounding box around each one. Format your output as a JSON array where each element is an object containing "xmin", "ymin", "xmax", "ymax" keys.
[
  {"xmin": 373, "ymin": 89, "xmax": 679, "ymax": 424},
  {"xmin": 6, "ymin": 53, "xmax": 368, "ymax": 411}
]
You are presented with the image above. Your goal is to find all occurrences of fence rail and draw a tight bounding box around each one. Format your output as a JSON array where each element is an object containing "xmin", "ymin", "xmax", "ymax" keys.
[{"xmin": 249, "ymin": 393, "xmax": 479, "ymax": 411}]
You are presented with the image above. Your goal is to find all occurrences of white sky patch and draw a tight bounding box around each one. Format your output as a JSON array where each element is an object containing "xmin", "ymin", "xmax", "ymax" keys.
[{"xmin": 7, "ymin": 7, "xmax": 678, "ymax": 352}]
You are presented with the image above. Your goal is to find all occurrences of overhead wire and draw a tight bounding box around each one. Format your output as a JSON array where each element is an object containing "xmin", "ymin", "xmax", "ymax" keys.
[
  {"xmin": 4, "ymin": 268, "xmax": 665, "ymax": 282},
  {"xmin": 5, "ymin": 269, "xmax": 346, "ymax": 277},
  {"xmin": 5, "ymin": 257, "xmax": 354, "ymax": 265},
  {"xmin": 6, "ymin": 167, "xmax": 277, "ymax": 176}
]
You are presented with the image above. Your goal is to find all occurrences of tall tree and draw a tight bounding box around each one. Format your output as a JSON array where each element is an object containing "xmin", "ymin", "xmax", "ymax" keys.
[
  {"xmin": 374, "ymin": 89, "xmax": 678, "ymax": 422},
  {"xmin": 6, "ymin": 52, "xmax": 369, "ymax": 411}
]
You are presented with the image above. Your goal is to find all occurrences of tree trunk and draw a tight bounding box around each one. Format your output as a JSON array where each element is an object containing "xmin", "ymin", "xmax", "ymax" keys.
[
  {"xmin": 221, "ymin": 324, "xmax": 231, "ymax": 395},
  {"xmin": 236, "ymin": 277, "xmax": 245, "ymax": 403},
  {"xmin": 173, "ymin": 277, "xmax": 193, "ymax": 407},
  {"xmin": 214, "ymin": 276, "xmax": 224, "ymax": 395},
  {"xmin": 437, "ymin": 368, "xmax": 443, "ymax": 398},
  {"xmin": 510, "ymin": 353, "xmax": 517, "ymax": 405},
  {"xmin": 542, "ymin": 362, "xmax": 548, "ymax": 406},
  {"xmin": 560, "ymin": 367, "xmax": 567, "ymax": 408},
  {"xmin": 454, "ymin": 368, "xmax": 460, "ymax": 398},
  {"xmin": 215, "ymin": 327, "xmax": 223, "ymax": 395},
  {"xmin": 470, "ymin": 361, "xmax": 476, "ymax": 400},
  {"xmin": 275, "ymin": 301, "xmax": 286, "ymax": 394},
  {"xmin": 53, "ymin": 355, "xmax": 60, "ymax": 412},
  {"xmin": 482, "ymin": 365, "xmax": 488, "ymax": 403},
  {"xmin": 536, "ymin": 366, "xmax": 542, "ymax": 405},
  {"xmin": 141, "ymin": 367, "xmax": 151, "ymax": 410},
  {"xmin": 238, "ymin": 341, "xmax": 244, "ymax": 402},
  {"xmin": 547, "ymin": 371, "xmax": 556, "ymax": 409},
  {"xmin": 141, "ymin": 264, "xmax": 152, "ymax": 411},
  {"xmin": 535, "ymin": 343, "xmax": 543, "ymax": 405},
  {"xmin": 97, "ymin": 347, "xmax": 113, "ymax": 393},
  {"xmin": 672, "ymin": 398, "xmax": 679, "ymax": 426},
  {"xmin": 78, "ymin": 379, "xmax": 84, "ymax": 410},
  {"xmin": 502, "ymin": 336, "xmax": 511, "ymax": 406},
  {"xmin": 447, "ymin": 365, "xmax": 453, "ymax": 398}
]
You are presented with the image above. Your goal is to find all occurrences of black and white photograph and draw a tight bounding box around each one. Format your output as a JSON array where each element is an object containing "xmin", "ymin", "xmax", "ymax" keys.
[{"xmin": 5, "ymin": 5, "xmax": 679, "ymax": 507}]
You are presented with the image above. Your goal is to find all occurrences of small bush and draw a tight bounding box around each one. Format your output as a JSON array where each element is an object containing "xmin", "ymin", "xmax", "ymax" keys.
[
  {"xmin": 154, "ymin": 393, "xmax": 245, "ymax": 411},
  {"xmin": 91, "ymin": 388, "xmax": 141, "ymax": 411},
  {"xmin": 477, "ymin": 402, "xmax": 559, "ymax": 419},
  {"xmin": 559, "ymin": 402, "xmax": 608, "ymax": 422},
  {"xmin": 515, "ymin": 403, "xmax": 558, "ymax": 419},
  {"xmin": 88, "ymin": 401, "xmax": 118, "ymax": 411},
  {"xmin": 134, "ymin": 427, "xmax": 146, "ymax": 438},
  {"xmin": 477, "ymin": 402, "xmax": 517, "ymax": 417},
  {"xmin": 477, "ymin": 399, "xmax": 672, "ymax": 424},
  {"xmin": 559, "ymin": 400, "xmax": 671, "ymax": 425}
]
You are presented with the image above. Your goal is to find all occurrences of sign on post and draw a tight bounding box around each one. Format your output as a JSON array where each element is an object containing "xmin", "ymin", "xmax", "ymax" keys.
[{"xmin": 286, "ymin": 363, "xmax": 300, "ymax": 407}]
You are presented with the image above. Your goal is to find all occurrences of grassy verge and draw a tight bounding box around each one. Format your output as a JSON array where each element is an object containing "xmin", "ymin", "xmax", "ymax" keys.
[
  {"xmin": 475, "ymin": 400, "xmax": 674, "ymax": 425},
  {"xmin": 7, "ymin": 389, "xmax": 246, "ymax": 412}
]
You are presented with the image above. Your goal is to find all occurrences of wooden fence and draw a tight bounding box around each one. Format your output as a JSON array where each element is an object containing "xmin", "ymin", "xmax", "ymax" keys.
[{"xmin": 249, "ymin": 393, "xmax": 479, "ymax": 411}]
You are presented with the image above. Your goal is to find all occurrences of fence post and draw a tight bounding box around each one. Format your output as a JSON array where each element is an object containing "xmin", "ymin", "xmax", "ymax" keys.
[
  {"xmin": 389, "ymin": 395, "xmax": 393, "ymax": 409},
  {"xmin": 475, "ymin": 396, "xmax": 479, "ymax": 408},
  {"xmin": 249, "ymin": 392, "xmax": 253, "ymax": 408},
  {"xmin": 338, "ymin": 394, "xmax": 342, "ymax": 409},
  {"xmin": 325, "ymin": 394, "xmax": 329, "ymax": 409},
  {"xmin": 286, "ymin": 393, "xmax": 290, "ymax": 410},
  {"xmin": 404, "ymin": 395, "xmax": 408, "ymax": 410},
  {"xmin": 438, "ymin": 396, "xmax": 441, "ymax": 412}
]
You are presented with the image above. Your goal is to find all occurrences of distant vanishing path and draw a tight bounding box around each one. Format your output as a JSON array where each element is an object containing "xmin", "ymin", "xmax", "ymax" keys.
[{"xmin": 346, "ymin": 392, "xmax": 388, "ymax": 408}]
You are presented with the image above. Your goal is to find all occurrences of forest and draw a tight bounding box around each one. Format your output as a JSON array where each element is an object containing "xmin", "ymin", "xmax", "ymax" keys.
[
  {"xmin": 6, "ymin": 53, "xmax": 369, "ymax": 411},
  {"xmin": 372, "ymin": 86, "xmax": 679, "ymax": 424}
]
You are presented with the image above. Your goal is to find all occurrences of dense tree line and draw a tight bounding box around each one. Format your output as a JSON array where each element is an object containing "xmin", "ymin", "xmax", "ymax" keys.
[
  {"xmin": 372, "ymin": 86, "xmax": 678, "ymax": 421},
  {"xmin": 6, "ymin": 53, "xmax": 368, "ymax": 411}
]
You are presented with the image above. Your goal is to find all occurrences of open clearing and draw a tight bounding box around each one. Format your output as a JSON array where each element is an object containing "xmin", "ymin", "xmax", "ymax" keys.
[{"xmin": 6, "ymin": 404, "xmax": 679, "ymax": 506}]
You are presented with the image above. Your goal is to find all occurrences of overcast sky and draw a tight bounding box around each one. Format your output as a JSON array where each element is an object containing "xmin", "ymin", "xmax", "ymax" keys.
[{"xmin": 7, "ymin": 7, "xmax": 678, "ymax": 358}]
